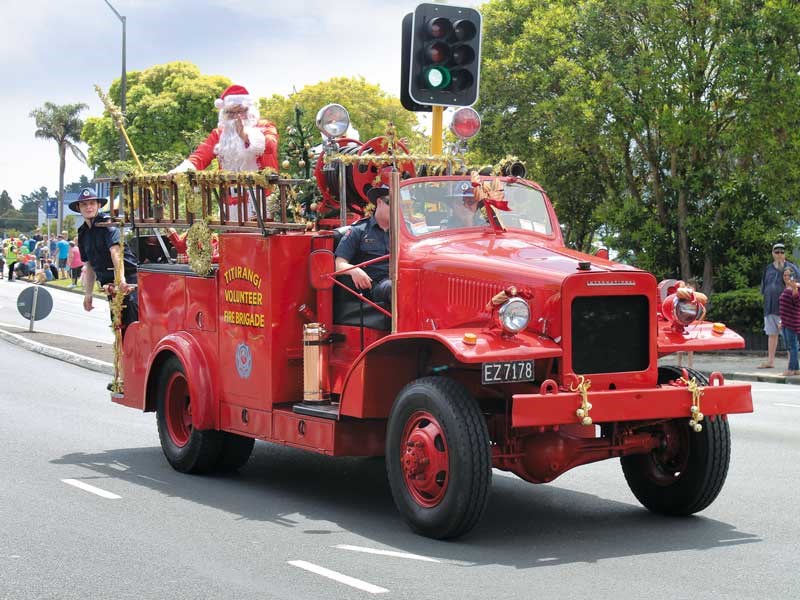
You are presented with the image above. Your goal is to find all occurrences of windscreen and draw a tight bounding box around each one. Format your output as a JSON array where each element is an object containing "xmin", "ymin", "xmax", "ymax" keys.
[{"xmin": 400, "ymin": 180, "xmax": 553, "ymax": 237}]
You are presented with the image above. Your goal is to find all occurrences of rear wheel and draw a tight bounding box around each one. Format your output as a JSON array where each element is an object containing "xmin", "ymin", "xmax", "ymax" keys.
[
  {"xmin": 156, "ymin": 356, "xmax": 223, "ymax": 473},
  {"xmin": 621, "ymin": 366, "xmax": 731, "ymax": 515},
  {"xmin": 216, "ymin": 433, "xmax": 255, "ymax": 472},
  {"xmin": 386, "ymin": 376, "xmax": 491, "ymax": 539}
]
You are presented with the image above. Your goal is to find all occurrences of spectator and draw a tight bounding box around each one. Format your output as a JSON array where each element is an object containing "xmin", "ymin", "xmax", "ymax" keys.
[
  {"xmin": 779, "ymin": 267, "xmax": 800, "ymax": 376},
  {"xmin": 67, "ymin": 238, "xmax": 84, "ymax": 288},
  {"xmin": 46, "ymin": 259, "xmax": 58, "ymax": 281},
  {"xmin": 5, "ymin": 239, "xmax": 18, "ymax": 281},
  {"xmin": 760, "ymin": 243, "xmax": 800, "ymax": 368},
  {"xmin": 56, "ymin": 232, "xmax": 69, "ymax": 279},
  {"xmin": 48, "ymin": 234, "xmax": 57, "ymax": 258}
]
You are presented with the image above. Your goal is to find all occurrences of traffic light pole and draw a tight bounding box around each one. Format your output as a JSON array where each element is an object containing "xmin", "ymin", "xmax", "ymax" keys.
[{"xmin": 431, "ymin": 106, "xmax": 444, "ymax": 155}]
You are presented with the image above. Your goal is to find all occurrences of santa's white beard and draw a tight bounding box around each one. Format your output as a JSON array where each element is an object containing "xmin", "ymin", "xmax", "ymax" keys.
[{"xmin": 216, "ymin": 114, "xmax": 258, "ymax": 171}]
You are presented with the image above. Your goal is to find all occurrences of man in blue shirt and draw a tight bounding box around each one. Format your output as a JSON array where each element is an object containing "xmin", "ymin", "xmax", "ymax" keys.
[
  {"xmin": 334, "ymin": 184, "xmax": 392, "ymax": 307},
  {"xmin": 56, "ymin": 233, "xmax": 70, "ymax": 279},
  {"xmin": 759, "ymin": 242, "xmax": 800, "ymax": 368}
]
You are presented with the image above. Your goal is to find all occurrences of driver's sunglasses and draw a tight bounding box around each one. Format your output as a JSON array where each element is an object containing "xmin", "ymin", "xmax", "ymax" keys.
[{"xmin": 774, "ymin": 249, "xmax": 785, "ymax": 254}]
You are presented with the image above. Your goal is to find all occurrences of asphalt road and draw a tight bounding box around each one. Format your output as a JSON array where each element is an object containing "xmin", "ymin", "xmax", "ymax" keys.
[
  {"xmin": 0, "ymin": 342, "xmax": 797, "ymax": 599},
  {"xmin": 0, "ymin": 280, "xmax": 113, "ymax": 344}
]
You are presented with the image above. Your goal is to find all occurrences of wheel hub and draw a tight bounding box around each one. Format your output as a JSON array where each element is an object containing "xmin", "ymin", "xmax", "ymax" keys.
[{"xmin": 400, "ymin": 411, "xmax": 450, "ymax": 507}]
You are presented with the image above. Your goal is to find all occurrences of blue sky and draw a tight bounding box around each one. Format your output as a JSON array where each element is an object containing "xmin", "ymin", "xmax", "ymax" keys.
[{"xmin": 1, "ymin": 0, "xmax": 479, "ymax": 204}]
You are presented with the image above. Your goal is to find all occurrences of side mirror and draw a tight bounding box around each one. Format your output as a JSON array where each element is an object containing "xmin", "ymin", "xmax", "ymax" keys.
[{"xmin": 309, "ymin": 249, "xmax": 335, "ymax": 290}]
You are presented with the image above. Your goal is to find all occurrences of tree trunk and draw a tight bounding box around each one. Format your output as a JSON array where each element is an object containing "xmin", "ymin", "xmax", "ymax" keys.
[
  {"xmin": 702, "ymin": 252, "xmax": 714, "ymax": 296},
  {"xmin": 677, "ymin": 186, "xmax": 691, "ymax": 281},
  {"xmin": 57, "ymin": 142, "xmax": 66, "ymax": 235}
]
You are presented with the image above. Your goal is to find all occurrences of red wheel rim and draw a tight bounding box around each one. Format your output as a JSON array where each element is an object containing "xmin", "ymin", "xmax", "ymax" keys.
[
  {"xmin": 165, "ymin": 372, "xmax": 192, "ymax": 447},
  {"xmin": 400, "ymin": 410, "xmax": 450, "ymax": 507},
  {"xmin": 644, "ymin": 420, "xmax": 690, "ymax": 485}
]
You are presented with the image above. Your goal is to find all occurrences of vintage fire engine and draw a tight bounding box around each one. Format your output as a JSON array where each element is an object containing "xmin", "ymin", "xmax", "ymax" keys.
[{"xmin": 108, "ymin": 104, "xmax": 752, "ymax": 539}]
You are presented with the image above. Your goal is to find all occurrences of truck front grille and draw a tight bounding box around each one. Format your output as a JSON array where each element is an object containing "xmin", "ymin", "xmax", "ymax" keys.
[{"xmin": 570, "ymin": 295, "xmax": 650, "ymax": 374}]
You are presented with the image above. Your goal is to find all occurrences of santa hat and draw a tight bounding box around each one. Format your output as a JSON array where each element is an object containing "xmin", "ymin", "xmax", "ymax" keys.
[{"xmin": 215, "ymin": 85, "xmax": 252, "ymax": 110}]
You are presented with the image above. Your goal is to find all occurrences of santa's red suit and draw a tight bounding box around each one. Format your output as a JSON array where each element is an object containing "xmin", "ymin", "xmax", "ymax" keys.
[
  {"xmin": 186, "ymin": 119, "xmax": 279, "ymax": 171},
  {"xmin": 170, "ymin": 85, "xmax": 279, "ymax": 221}
]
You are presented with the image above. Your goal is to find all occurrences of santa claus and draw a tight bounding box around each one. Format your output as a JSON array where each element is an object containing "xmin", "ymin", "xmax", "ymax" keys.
[{"xmin": 170, "ymin": 84, "xmax": 279, "ymax": 220}]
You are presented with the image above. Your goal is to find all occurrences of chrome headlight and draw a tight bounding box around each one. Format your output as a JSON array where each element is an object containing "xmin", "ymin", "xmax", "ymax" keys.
[{"xmin": 496, "ymin": 297, "xmax": 530, "ymax": 334}]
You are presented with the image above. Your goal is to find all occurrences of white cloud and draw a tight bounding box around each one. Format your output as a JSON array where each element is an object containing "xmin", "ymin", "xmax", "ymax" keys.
[{"xmin": 1, "ymin": 0, "xmax": 480, "ymax": 204}]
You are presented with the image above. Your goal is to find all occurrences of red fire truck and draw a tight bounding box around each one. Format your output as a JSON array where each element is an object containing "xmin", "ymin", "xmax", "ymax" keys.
[{"xmin": 109, "ymin": 104, "xmax": 752, "ymax": 539}]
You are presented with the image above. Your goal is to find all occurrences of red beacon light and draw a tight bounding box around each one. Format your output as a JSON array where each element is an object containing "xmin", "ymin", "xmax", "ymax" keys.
[{"xmin": 449, "ymin": 107, "xmax": 481, "ymax": 140}]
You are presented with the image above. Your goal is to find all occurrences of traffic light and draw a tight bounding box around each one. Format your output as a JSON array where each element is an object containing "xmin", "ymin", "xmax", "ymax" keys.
[{"xmin": 407, "ymin": 3, "xmax": 482, "ymax": 108}]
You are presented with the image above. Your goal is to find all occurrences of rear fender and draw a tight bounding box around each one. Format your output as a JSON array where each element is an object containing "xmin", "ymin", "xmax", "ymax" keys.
[
  {"xmin": 145, "ymin": 333, "xmax": 217, "ymax": 430},
  {"xmin": 339, "ymin": 329, "xmax": 562, "ymax": 419}
]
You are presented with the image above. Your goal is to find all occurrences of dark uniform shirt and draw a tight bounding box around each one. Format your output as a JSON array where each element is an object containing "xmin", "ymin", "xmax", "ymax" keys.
[
  {"xmin": 78, "ymin": 214, "xmax": 138, "ymax": 285},
  {"xmin": 334, "ymin": 216, "xmax": 390, "ymax": 283}
]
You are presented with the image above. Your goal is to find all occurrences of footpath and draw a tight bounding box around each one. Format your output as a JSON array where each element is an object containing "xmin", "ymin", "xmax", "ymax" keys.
[{"xmin": 0, "ymin": 320, "xmax": 798, "ymax": 384}]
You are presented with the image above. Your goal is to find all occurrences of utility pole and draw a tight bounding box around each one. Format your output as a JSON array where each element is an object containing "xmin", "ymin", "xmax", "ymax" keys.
[{"xmin": 103, "ymin": 0, "xmax": 127, "ymax": 160}]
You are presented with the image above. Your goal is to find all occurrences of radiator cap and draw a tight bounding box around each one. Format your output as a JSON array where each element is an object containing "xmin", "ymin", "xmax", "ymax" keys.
[{"xmin": 577, "ymin": 261, "xmax": 592, "ymax": 271}]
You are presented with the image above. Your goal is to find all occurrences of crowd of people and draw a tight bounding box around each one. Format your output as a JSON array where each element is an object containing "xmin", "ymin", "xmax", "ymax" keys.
[{"xmin": 1, "ymin": 231, "xmax": 85, "ymax": 287}]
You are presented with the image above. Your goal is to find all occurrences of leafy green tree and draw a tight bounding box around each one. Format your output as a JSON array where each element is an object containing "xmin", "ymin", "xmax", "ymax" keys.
[
  {"xmin": 82, "ymin": 61, "xmax": 232, "ymax": 175},
  {"xmin": 65, "ymin": 175, "xmax": 91, "ymax": 194},
  {"xmin": 29, "ymin": 102, "xmax": 88, "ymax": 235},
  {"xmin": 260, "ymin": 76, "xmax": 423, "ymax": 165},
  {"xmin": 0, "ymin": 190, "xmax": 12, "ymax": 214},
  {"xmin": 475, "ymin": 0, "xmax": 800, "ymax": 292}
]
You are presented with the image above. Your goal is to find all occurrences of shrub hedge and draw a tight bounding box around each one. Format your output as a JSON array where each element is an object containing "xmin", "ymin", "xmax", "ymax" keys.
[{"xmin": 706, "ymin": 287, "xmax": 763, "ymax": 334}]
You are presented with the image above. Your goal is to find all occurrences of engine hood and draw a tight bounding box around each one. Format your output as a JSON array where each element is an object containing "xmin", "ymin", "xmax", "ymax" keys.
[{"xmin": 406, "ymin": 233, "xmax": 647, "ymax": 337}]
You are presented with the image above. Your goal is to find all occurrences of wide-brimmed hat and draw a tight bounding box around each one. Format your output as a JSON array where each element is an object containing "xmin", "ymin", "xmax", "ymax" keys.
[
  {"xmin": 69, "ymin": 188, "xmax": 108, "ymax": 213},
  {"xmin": 367, "ymin": 185, "xmax": 390, "ymax": 204}
]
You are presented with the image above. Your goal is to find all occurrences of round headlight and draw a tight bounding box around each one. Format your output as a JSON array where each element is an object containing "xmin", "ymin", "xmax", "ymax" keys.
[
  {"xmin": 315, "ymin": 104, "xmax": 350, "ymax": 138},
  {"xmin": 497, "ymin": 297, "xmax": 530, "ymax": 334}
]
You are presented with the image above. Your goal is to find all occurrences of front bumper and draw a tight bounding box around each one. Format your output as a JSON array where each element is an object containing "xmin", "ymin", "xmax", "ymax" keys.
[{"xmin": 512, "ymin": 375, "xmax": 752, "ymax": 428}]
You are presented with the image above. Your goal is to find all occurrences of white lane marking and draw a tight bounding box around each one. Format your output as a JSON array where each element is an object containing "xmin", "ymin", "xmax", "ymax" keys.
[
  {"xmin": 61, "ymin": 479, "xmax": 121, "ymax": 499},
  {"xmin": 775, "ymin": 403, "xmax": 800, "ymax": 409},
  {"xmin": 334, "ymin": 544, "xmax": 440, "ymax": 563},
  {"xmin": 288, "ymin": 560, "xmax": 388, "ymax": 594}
]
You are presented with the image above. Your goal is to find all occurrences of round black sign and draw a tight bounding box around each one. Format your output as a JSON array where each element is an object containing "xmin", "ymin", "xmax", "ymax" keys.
[{"xmin": 17, "ymin": 286, "xmax": 53, "ymax": 321}]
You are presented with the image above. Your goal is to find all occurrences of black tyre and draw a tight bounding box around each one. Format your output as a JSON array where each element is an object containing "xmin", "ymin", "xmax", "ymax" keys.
[
  {"xmin": 386, "ymin": 376, "xmax": 491, "ymax": 539},
  {"xmin": 621, "ymin": 366, "xmax": 731, "ymax": 515},
  {"xmin": 156, "ymin": 356, "xmax": 223, "ymax": 473},
  {"xmin": 216, "ymin": 433, "xmax": 255, "ymax": 472}
]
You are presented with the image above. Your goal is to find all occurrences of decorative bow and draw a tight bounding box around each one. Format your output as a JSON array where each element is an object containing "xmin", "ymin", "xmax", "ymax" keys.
[{"xmin": 471, "ymin": 172, "xmax": 510, "ymax": 211}]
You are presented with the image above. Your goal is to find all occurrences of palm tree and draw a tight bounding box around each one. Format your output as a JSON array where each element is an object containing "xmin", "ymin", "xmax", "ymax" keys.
[{"xmin": 29, "ymin": 102, "xmax": 88, "ymax": 234}]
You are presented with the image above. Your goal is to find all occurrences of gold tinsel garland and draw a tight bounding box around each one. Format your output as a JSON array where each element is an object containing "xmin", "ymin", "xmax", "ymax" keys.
[{"xmin": 323, "ymin": 152, "xmax": 453, "ymax": 170}]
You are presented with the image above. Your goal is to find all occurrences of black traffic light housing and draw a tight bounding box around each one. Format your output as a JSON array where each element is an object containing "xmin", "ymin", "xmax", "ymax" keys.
[{"xmin": 406, "ymin": 3, "xmax": 482, "ymax": 108}]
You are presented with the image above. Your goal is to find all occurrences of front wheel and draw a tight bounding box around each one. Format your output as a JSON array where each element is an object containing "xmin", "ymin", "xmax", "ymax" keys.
[
  {"xmin": 621, "ymin": 366, "xmax": 731, "ymax": 515},
  {"xmin": 156, "ymin": 356, "xmax": 223, "ymax": 473},
  {"xmin": 386, "ymin": 376, "xmax": 491, "ymax": 539}
]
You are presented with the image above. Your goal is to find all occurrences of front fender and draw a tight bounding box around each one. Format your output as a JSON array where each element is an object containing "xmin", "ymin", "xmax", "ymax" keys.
[
  {"xmin": 147, "ymin": 333, "xmax": 217, "ymax": 431},
  {"xmin": 339, "ymin": 329, "xmax": 562, "ymax": 419},
  {"xmin": 657, "ymin": 321, "xmax": 746, "ymax": 356}
]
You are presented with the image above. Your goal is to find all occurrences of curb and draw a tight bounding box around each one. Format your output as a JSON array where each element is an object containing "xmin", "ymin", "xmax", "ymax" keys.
[
  {"xmin": 0, "ymin": 328, "xmax": 114, "ymax": 376},
  {"xmin": 695, "ymin": 370, "xmax": 800, "ymax": 385}
]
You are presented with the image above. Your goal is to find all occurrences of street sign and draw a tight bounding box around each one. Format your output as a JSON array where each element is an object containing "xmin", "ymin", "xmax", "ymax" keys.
[
  {"xmin": 46, "ymin": 200, "xmax": 58, "ymax": 218},
  {"xmin": 17, "ymin": 286, "xmax": 53, "ymax": 321}
]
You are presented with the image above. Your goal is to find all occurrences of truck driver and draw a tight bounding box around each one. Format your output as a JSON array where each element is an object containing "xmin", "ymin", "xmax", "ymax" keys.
[{"xmin": 334, "ymin": 184, "xmax": 392, "ymax": 308}]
